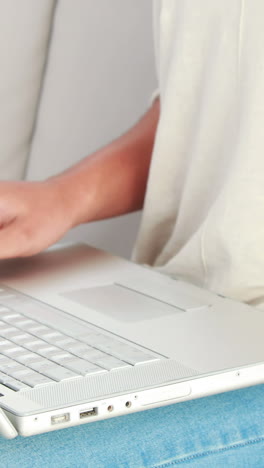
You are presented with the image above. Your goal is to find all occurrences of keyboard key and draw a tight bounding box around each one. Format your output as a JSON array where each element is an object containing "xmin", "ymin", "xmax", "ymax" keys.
[
  {"xmin": 81, "ymin": 334, "xmax": 119, "ymax": 353},
  {"xmin": 8, "ymin": 332, "xmax": 33, "ymax": 345},
  {"xmin": 25, "ymin": 339, "xmax": 46, "ymax": 349},
  {"xmin": 0, "ymin": 354, "xmax": 9, "ymax": 362},
  {"xmin": 40, "ymin": 350, "xmax": 105, "ymax": 376},
  {"xmin": 2, "ymin": 345, "xmax": 25, "ymax": 356},
  {"xmin": 67, "ymin": 343, "xmax": 93, "ymax": 355},
  {"xmin": 35, "ymin": 346, "xmax": 59, "ymax": 357},
  {"xmin": 10, "ymin": 367, "xmax": 33, "ymax": 379},
  {"xmin": 35, "ymin": 330, "xmax": 65, "ymax": 342},
  {"xmin": 18, "ymin": 373, "xmax": 54, "ymax": 388},
  {"xmin": 24, "ymin": 356, "xmax": 79, "ymax": 380},
  {"xmin": 16, "ymin": 356, "xmax": 76, "ymax": 382},
  {"xmin": 14, "ymin": 352, "xmax": 43, "ymax": 365},
  {"xmin": 0, "ymin": 327, "xmax": 19, "ymax": 338},
  {"xmin": 58, "ymin": 357, "xmax": 106, "ymax": 376},
  {"xmin": 26, "ymin": 324, "xmax": 50, "ymax": 334},
  {"xmin": 14, "ymin": 300, "xmax": 90, "ymax": 336},
  {"xmin": 0, "ymin": 372, "xmax": 30, "ymax": 391},
  {"xmin": 100, "ymin": 343, "xmax": 160, "ymax": 365},
  {"xmin": 0, "ymin": 342, "xmax": 15, "ymax": 351},
  {"xmin": 79, "ymin": 333, "xmax": 161, "ymax": 364},
  {"xmin": 83, "ymin": 333, "xmax": 108, "ymax": 347},
  {"xmin": 31, "ymin": 364, "xmax": 79, "ymax": 382},
  {"xmin": 0, "ymin": 322, "xmax": 17, "ymax": 331},
  {"xmin": 5, "ymin": 362, "xmax": 53, "ymax": 387},
  {"xmin": 52, "ymin": 337, "xmax": 76, "ymax": 347},
  {"xmin": 14, "ymin": 319, "xmax": 36, "ymax": 330},
  {"xmin": 91, "ymin": 355, "xmax": 130, "ymax": 371},
  {"xmin": 0, "ymin": 371, "xmax": 29, "ymax": 390},
  {"xmin": 0, "ymin": 358, "xmax": 19, "ymax": 371},
  {"xmin": 0, "ymin": 313, "xmax": 22, "ymax": 322},
  {"xmin": 49, "ymin": 351, "xmax": 72, "ymax": 361},
  {"xmin": 3, "ymin": 379, "xmax": 31, "ymax": 391},
  {"xmin": 81, "ymin": 349, "xmax": 108, "ymax": 361}
]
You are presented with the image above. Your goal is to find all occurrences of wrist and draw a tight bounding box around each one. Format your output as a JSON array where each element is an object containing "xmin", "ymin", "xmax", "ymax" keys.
[{"xmin": 44, "ymin": 171, "xmax": 97, "ymax": 228}]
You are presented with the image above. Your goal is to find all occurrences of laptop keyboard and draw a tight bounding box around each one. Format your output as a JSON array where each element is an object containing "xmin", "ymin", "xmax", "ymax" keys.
[{"xmin": 0, "ymin": 287, "xmax": 161, "ymax": 391}]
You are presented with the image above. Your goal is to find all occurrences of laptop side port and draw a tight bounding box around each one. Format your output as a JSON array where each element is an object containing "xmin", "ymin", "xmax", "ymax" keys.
[
  {"xmin": 79, "ymin": 407, "xmax": 98, "ymax": 419},
  {"xmin": 51, "ymin": 413, "xmax": 70, "ymax": 425}
]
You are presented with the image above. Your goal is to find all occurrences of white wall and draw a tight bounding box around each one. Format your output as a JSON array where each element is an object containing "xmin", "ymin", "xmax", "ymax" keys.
[{"xmin": 27, "ymin": 0, "xmax": 157, "ymax": 258}]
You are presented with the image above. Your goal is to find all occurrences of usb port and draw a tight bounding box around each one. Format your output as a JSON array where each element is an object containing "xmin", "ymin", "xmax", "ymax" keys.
[
  {"xmin": 80, "ymin": 408, "xmax": 98, "ymax": 419},
  {"xmin": 51, "ymin": 413, "xmax": 70, "ymax": 425}
]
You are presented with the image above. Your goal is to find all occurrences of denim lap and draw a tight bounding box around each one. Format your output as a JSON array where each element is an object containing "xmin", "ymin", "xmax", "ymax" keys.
[{"xmin": 0, "ymin": 384, "xmax": 263, "ymax": 468}]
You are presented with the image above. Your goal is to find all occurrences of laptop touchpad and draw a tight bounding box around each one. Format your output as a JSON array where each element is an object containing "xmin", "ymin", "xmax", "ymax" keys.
[{"xmin": 63, "ymin": 284, "xmax": 183, "ymax": 322}]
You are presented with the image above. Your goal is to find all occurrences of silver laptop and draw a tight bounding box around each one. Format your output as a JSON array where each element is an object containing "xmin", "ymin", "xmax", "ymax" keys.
[{"xmin": 0, "ymin": 243, "xmax": 263, "ymax": 439}]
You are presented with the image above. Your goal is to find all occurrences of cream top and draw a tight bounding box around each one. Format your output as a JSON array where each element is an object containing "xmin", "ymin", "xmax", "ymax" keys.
[{"xmin": 133, "ymin": 0, "xmax": 264, "ymax": 307}]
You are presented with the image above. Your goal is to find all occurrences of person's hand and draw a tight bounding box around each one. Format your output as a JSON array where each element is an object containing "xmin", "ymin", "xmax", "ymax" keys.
[{"xmin": 0, "ymin": 179, "xmax": 76, "ymax": 259}]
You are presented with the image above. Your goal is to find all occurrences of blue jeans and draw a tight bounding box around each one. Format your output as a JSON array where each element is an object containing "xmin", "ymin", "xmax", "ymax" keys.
[{"xmin": 0, "ymin": 384, "xmax": 263, "ymax": 467}]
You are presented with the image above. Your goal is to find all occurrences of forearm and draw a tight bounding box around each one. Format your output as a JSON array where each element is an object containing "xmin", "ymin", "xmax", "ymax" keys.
[{"xmin": 51, "ymin": 98, "xmax": 160, "ymax": 226}]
